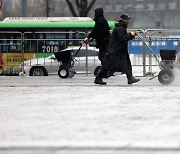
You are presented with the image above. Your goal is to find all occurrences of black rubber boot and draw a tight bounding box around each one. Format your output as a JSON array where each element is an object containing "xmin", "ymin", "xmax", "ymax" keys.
[
  {"xmin": 94, "ymin": 77, "xmax": 107, "ymax": 85},
  {"xmin": 128, "ymin": 76, "xmax": 140, "ymax": 84}
]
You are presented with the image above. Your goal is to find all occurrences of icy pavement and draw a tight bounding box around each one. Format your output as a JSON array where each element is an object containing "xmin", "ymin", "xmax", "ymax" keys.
[{"xmin": 0, "ymin": 73, "xmax": 180, "ymax": 154}]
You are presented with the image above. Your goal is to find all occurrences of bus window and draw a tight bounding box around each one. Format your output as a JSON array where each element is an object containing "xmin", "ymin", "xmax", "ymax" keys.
[{"xmin": 0, "ymin": 33, "xmax": 22, "ymax": 53}]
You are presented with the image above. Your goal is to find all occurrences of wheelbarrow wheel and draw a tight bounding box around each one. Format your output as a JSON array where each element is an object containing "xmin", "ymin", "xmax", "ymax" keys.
[
  {"xmin": 58, "ymin": 66, "xmax": 69, "ymax": 79},
  {"xmin": 158, "ymin": 69, "xmax": 174, "ymax": 85}
]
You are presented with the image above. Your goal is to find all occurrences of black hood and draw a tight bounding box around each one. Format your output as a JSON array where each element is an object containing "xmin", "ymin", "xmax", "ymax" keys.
[
  {"xmin": 115, "ymin": 19, "xmax": 127, "ymax": 29},
  {"xmin": 94, "ymin": 8, "xmax": 104, "ymax": 20}
]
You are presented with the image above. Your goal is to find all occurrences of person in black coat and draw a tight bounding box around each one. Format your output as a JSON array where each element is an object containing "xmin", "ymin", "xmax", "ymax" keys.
[
  {"xmin": 94, "ymin": 14, "xmax": 140, "ymax": 85},
  {"xmin": 84, "ymin": 7, "xmax": 110, "ymax": 63}
]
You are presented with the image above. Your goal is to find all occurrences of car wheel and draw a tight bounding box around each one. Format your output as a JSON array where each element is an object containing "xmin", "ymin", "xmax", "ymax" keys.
[
  {"xmin": 158, "ymin": 69, "xmax": 174, "ymax": 85},
  {"xmin": 29, "ymin": 66, "xmax": 48, "ymax": 76}
]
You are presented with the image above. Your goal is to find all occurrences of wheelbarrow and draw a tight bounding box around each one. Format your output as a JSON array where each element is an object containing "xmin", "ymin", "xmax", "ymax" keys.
[
  {"xmin": 137, "ymin": 34, "xmax": 176, "ymax": 85},
  {"xmin": 54, "ymin": 43, "xmax": 83, "ymax": 78}
]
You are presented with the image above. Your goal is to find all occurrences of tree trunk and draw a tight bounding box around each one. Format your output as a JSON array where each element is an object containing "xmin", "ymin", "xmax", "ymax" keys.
[{"xmin": 79, "ymin": 0, "xmax": 87, "ymax": 17}]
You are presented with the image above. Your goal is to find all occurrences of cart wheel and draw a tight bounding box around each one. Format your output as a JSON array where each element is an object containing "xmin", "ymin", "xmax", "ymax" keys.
[
  {"xmin": 158, "ymin": 69, "xmax": 174, "ymax": 85},
  {"xmin": 58, "ymin": 66, "xmax": 69, "ymax": 78},
  {"xmin": 94, "ymin": 66, "xmax": 101, "ymax": 76}
]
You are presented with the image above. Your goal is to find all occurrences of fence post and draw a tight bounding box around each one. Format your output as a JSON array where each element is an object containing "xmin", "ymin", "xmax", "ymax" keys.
[{"xmin": 142, "ymin": 31, "xmax": 146, "ymax": 76}]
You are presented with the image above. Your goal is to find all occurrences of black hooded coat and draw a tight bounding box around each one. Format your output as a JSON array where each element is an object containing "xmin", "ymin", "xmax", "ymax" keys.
[
  {"xmin": 102, "ymin": 20, "xmax": 134, "ymax": 75},
  {"xmin": 88, "ymin": 8, "xmax": 110, "ymax": 61}
]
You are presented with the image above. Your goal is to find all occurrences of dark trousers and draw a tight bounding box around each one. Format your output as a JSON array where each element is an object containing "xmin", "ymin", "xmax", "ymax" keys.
[
  {"xmin": 126, "ymin": 53, "xmax": 133, "ymax": 79},
  {"xmin": 98, "ymin": 46, "xmax": 108, "ymax": 64},
  {"xmin": 97, "ymin": 52, "xmax": 133, "ymax": 79}
]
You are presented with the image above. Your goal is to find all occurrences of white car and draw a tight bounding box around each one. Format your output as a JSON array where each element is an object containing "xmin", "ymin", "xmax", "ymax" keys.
[{"xmin": 21, "ymin": 46, "xmax": 100, "ymax": 76}]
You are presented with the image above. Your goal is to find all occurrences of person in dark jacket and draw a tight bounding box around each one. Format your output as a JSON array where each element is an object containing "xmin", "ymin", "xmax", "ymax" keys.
[
  {"xmin": 84, "ymin": 7, "xmax": 110, "ymax": 63},
  {"xmin": 94, "ymin": 14, "xmax": 140, "ymax": 85}
]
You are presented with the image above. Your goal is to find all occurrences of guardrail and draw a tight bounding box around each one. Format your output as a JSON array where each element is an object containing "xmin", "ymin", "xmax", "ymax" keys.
[{"xmin": 0, "ymin": 30, "xmax": 180, "ymax": 76}]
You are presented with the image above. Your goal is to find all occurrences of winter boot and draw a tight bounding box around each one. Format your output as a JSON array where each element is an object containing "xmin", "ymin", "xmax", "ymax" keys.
[
  {"xmin": 128, "ymin": 76, "xmax": 140, "ymax": 84},
  {"xmin": 94, "ymin": 77, "xmax": 107, "ymax": 85}
]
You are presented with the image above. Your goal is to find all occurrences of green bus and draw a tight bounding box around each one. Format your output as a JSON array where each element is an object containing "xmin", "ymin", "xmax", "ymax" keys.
[{"xmin": 0, "ymin": 17, "xmax": 115, "ymax": 75}]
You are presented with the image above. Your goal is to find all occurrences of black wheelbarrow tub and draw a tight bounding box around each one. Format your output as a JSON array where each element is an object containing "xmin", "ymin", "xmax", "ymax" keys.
[{"xmin": 54, "ymin": 50, "xmax": 74, "ymax": 63}]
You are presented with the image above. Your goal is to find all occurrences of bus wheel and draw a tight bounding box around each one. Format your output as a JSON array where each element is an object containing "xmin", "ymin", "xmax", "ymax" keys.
[
  {"xmin": 30, "ymin": 66, "xmax": 48, "ymax": 76},
  {"xmin": 158, "ymin": 69, "xmax": 174, "ymax": 85},
  {"xmin": 58, "ymin": 66, "xmax": 70, "ymax": 78}
]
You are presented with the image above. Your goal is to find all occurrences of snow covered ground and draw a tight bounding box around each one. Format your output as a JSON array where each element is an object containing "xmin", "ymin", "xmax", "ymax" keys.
[{"xmin": 1, "ymin": 69, "xmax": 180, "ymax": 154}]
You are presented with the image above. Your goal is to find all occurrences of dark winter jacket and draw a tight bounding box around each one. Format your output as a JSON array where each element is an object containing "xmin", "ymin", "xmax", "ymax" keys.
[
  {"xmin": 103, "ymin": 20, "xmax": 134, "ymax": 72},
  {"xmin": 88, "ymin": 8, "xmax": 110, "ymax": 49},
  {"xmin": 108, "ymin": 20, "xmax": 134, "ymax": 56}
]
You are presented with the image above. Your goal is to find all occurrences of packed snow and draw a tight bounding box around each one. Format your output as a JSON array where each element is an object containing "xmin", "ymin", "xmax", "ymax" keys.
[{"xmin": 1, "ymin": 69, "xmax": 180, "ymax": 153}]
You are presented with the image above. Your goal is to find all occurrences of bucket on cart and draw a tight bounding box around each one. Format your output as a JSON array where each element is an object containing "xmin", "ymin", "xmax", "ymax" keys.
[
  {"xmin": 160, "ymin": 49, "xmax": 176, "ymax": 61},
  {"xmin": 158, "ymin": 49, "xmax": 176, "ymax": 85}
]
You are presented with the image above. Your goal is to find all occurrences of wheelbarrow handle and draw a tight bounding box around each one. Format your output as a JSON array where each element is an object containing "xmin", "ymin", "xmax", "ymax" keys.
[
  {"xmin": 136, "ymin": 34, "xmax": 160, "ymax": 64},
  {"xmin": 74, "ymin": 42, "xmax": 83, "ymax": 57}
]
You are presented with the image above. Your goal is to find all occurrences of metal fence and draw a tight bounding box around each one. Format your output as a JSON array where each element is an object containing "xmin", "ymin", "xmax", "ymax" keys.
[
  {"xmin": 0, "ymin": 30, "xmax": 180, "ymax": 76},
  {"xmin": 0, "ymin": 32, "xmax": 23, "ymax": 75}
]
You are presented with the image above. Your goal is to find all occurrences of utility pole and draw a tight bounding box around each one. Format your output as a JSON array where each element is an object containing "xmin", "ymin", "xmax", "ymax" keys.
[{"xmin": 22, "ymin": 0, "xmax": 27, "ymax": 17}]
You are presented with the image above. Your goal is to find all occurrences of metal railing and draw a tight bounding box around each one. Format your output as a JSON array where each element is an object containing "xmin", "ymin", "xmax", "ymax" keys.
[
  {"xmin": 0, "ymin": 32, "xmax": 23, "ymax": 75},
  {"xmin": 0, "ymin": 30, "xmax": 180, "ymax": 76}
]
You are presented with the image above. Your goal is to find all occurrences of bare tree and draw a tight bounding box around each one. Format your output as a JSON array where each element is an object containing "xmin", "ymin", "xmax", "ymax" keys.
[{"xmin": 65, "ymin": 0, "xmax": 97, "ymax": 17}]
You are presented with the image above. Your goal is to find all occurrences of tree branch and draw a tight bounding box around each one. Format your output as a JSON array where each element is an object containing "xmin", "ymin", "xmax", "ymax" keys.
[
  {"xmin": 87, "ymin": 0, "xmax": 97, "ymax": 14},
  {"xmin": 75, "ymin": 0, "xmax": 80, "ymax": 15},
  {"xmin": 75, "ymin": 0, "xmax": 80, "ymax": 9},
  {"xmin": 79, "ymin": 0, "xmax": 87, "ymax": 17},
  {"xmin": 65, "ymin": 0, "xmax": 78, "ymax": 17}
]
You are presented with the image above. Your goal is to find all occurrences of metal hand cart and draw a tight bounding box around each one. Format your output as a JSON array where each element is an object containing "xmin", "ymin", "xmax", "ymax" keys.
[
  {"xmin": 137, "ymin": 34, "xmax": 176, "ymax": 85},
  {"xmin": 54, "ymin": 44, "xmax": 82, "ymax": 79}
]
